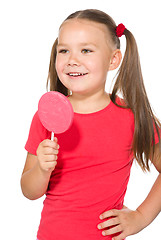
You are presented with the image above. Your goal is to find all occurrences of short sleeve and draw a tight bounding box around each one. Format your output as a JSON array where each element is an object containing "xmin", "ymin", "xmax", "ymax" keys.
[{"xmin": 25, "ymin": 111, "xmax": 51, "ymax": 155}]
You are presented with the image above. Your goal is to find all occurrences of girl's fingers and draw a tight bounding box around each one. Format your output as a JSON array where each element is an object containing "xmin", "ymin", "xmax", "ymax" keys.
[
  {"xmin": 42, "ymin": 160, "xmax": 58, "ymax": 171},
  {"xmin": 98, "ymin": 217, "xmax": 120, "ymax": 230},
  {"xmin": 45, "ymin": 154, "xmax": 58, "ymax": 162},
  {"xmin": 43, "ymin": 147, "xmax": 59, "ymax": 155},
  {"xmin": 100, "ymin": 209, "xmax": 118, "ymax": 220},
  {"xmin": 42, "ymin": 139, "xmax": 60, "ymax": 149},
  {"xmin": 112, "ymin": 232, "xmax": 126, "ymax": 240},
  {"xmin": 102, "ymin": 224, "xmax": 122, "ymax": 236}
]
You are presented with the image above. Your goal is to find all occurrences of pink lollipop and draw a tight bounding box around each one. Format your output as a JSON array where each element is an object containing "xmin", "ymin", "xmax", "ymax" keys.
[{"xmin": 38, "ymin": 91, "xmax": 74, "ymax": 140}]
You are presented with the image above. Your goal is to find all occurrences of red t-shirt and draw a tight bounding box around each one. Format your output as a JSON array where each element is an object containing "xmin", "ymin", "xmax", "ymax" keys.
[{"xmin": 25, "ymin": 97, "xmax": 159, "ymax": 240}]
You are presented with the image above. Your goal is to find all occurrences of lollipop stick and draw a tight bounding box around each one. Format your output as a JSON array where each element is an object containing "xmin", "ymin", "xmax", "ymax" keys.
[{"xmin": 51, "ymin": 132, "xmax": 54, "ymax": 141}]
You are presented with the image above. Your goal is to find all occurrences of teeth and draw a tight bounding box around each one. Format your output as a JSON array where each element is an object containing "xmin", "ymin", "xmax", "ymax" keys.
[{"xmin": 68, "ymin": 73, "xmax": 86, "ymax": 76}]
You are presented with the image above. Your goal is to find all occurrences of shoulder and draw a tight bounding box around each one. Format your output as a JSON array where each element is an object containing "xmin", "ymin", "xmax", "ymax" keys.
[
  {"xmin": 111, "ymin": 95, "xmax": 130, "ymax": 110},
  {"xmin": 114, "ymin": 95, "xmax": 127, "ymax": 107},
  {"xmin": 25, "ymin": 111, "xmax": 51, "ymax": 155},
  {"xmin": 29, "ymin": 111, "xmax": 43, "ymax": 131},
  {"xmin": 31, "ymin": 111, "xmax": 51, "ymax": 136},
  {"xmin": 111, "ymin": 95, "xmax": 134, "ymax": 125}
]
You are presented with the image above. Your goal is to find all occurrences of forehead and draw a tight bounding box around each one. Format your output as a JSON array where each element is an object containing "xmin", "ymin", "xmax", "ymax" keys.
[{"xmin": 58, "ymin": 19, "xmax": 110, "ymax": 45}]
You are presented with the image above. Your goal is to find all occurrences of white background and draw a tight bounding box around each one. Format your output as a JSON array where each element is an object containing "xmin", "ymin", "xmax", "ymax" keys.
[{"xmin": 0, "ymin": 0, "xmax": 161, "ymax": 239}]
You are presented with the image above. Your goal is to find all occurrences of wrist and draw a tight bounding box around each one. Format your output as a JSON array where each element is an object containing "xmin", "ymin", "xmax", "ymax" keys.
[
  {"xmin": 36, "ymin": 161, "xmax": 52, "ymax": 179},
  {"xmin": 135, "ymin": 207, "xmax": 152, "ymax": 230}
]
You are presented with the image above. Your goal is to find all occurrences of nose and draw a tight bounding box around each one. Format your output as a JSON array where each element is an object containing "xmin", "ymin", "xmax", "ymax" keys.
[{"xmin": 67, "ymin": 52, "xmax": 80, "ymax": 66}]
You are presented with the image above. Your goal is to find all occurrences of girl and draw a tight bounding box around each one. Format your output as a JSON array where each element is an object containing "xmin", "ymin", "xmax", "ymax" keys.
[{"xmin": 21, "ymin": 9, "xmax": 161, "ymax": 240}]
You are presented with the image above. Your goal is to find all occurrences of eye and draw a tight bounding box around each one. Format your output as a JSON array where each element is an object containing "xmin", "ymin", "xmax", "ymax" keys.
[
  {"xmin": 82, "ymin": 49, "xmax": 92, "ymax": 54},
  {"xmin": 58, "ymin": 49, "xmax": 69, "ymax": 54}
]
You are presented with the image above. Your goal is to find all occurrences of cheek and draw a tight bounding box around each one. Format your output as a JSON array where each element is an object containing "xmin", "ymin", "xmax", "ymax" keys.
[
  {"xmin": 55, "ymin": 57, "xmax": 68, "ymax": 85},
  {"xmin": 88, "ymin": 62, "xmax": 107, "ymax": 77},
  {"xmin": 55, "ymin": 57, "xmax": 60, "ymax": 73},
  {"xmin": 86, "ymin": 58, "xmax": 100, "ymax": 72},
  {"xmin": 55, "ymin": 57, "xmax": 65, "ymax": 79},
  {"xmin": 87, "ymin": 55, "xmax": 108, "ymax": 73}
]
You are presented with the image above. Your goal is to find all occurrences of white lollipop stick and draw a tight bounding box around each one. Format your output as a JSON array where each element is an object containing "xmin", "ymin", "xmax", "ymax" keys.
[{"xmin": 51, "ymin": 132, "xmax": 54, "ymax": 141}]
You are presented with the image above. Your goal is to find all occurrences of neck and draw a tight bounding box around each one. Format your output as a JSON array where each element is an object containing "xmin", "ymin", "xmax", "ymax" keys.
[{"xmin": 68, "ymin": 91, "xmax": 110, "ymax": 114}]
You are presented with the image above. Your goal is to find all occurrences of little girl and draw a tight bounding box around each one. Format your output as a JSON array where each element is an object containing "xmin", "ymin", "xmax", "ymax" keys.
[{"xmin": 21, "ymin": 9, "xmax": 161, "ymax": 240}]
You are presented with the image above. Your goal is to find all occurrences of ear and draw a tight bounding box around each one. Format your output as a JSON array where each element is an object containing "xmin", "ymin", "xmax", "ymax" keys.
[{"xmin": 109, "ymin": 49, "xmax": 122, "ymax": 71}]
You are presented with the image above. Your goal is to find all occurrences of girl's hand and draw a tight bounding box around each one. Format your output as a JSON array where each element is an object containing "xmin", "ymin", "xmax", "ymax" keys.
[
  {"xmin": 97, "ymin": 206, "xmax": 146, "ymax": 240},
  {"xmin": 36, "ymin": 137, "xmax": 59, "ymax": 174}
]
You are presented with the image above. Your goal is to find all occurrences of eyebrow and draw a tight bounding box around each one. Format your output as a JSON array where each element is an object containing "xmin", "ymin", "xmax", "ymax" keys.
[{"xmin": 57, "ymin": 42, "xmax": 98, "ymax": 48}]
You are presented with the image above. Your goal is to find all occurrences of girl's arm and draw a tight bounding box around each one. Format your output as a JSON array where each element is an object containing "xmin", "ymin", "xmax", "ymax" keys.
[
  {"xmin": 97, "ymin": 143, "xmax": 161, "ymax": 240},
  {"xmin": 21, "ymin": 138, "xmax": 59, "ymax": 200},
  {"xmin": 21, "ymin": 152, "xmax": 51, "ymax": 200}
]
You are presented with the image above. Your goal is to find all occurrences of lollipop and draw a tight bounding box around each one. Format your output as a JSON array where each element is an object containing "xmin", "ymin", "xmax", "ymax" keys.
[{"xmin": 38, "ymin": 91, "xmax": 74, "ymax": 140}]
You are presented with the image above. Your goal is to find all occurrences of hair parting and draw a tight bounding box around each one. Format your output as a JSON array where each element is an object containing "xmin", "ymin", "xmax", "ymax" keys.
[{"xmin": 46, "ymin": 9, "xmax": 161, "ymax": 171}]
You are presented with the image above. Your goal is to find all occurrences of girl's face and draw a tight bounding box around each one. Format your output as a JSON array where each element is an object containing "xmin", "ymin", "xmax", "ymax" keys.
[{"xmin": 55, "ymin": 19, "xmax": 114, "ymax": 96}]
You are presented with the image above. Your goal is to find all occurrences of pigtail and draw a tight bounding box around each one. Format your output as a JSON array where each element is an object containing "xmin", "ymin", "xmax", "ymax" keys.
[
  {"xmin": 111, "ymin": 29, "xmax": 161, "ymax": 171},
  {"xmin": 46, "ymin": 38, "xmax": 69, "ymax": 96}
]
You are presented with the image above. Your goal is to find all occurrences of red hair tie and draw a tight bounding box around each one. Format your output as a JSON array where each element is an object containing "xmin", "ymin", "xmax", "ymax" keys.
[{"xmin": 116, "ymin": 23, "xmax": 126, "ymax": 37}]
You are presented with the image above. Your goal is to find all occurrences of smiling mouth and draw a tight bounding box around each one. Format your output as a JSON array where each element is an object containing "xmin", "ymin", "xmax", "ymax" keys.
[{"xmin": 67, "ymin": 72, "xmax": 88, "ymax": 77}]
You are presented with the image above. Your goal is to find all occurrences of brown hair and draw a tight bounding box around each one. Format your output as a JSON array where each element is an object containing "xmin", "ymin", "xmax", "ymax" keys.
[{"xmin": 47, "ymin": 9, "xmax": 161, "ymax": 171}]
